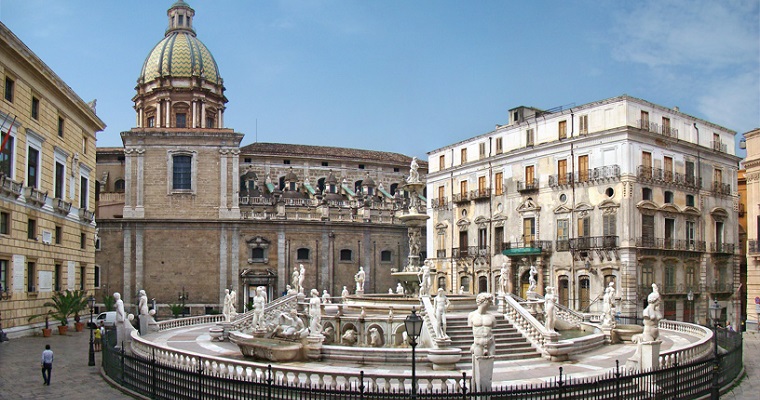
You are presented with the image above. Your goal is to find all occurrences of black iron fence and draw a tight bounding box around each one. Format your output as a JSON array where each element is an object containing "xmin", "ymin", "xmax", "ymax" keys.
[{"xmin": 103, "ymin": 328, "xmax": 743, "ymax": 400}]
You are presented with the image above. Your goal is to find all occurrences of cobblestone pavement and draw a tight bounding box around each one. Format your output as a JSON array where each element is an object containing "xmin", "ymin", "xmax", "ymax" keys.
[
  {"xmin": 1, "ymin": 327, "xmax": 758, "ymax": 399},
  {"xmin": 0, "ymin": 329, "xmax": 132, "ymax": 400}
]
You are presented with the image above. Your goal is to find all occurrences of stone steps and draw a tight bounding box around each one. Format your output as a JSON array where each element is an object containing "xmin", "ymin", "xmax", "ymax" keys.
[{"xmin": 442, "ymin": 314, "xmax": 541, "ymax": 362}]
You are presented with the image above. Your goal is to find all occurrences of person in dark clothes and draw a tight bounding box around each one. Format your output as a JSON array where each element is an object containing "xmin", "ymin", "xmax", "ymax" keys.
[{"xmin": 41, "ymin": 344, "xmax": 53, "ymax": 385}]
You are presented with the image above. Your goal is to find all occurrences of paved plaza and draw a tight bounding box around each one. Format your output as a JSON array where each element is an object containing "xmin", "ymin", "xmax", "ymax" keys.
[{"xmin": 0, "ymin": 327, "xmax": 758, "ymax": 399}]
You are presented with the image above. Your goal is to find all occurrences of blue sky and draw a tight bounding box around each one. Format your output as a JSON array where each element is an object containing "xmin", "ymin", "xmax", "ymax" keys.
[{"xmin": 1, "ymin": 0, "xmax": 757, "ymax": 159}]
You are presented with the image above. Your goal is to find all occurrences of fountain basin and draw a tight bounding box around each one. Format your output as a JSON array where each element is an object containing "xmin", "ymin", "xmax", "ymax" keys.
[
  {"xmin": 230, "ymin": 332, "xmax": 304, "ymax": 361},
  {"xmin": 613, "ymin": 324, "xmax": 643, "ymax": 343}
]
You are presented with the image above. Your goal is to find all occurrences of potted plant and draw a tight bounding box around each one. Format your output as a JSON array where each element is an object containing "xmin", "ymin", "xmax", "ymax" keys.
[
  {"xmin": 70, "ymin": 290, "xmax": 89, "ymax": 332},
  {"xmin": 27, "ymin": 311, "xmax": 53, "ymax": 337}
]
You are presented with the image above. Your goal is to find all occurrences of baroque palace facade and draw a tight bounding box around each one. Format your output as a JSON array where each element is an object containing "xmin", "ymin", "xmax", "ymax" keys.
[
  {"xmin": 94, "ymin": 1, "xmax": 425, "ymax": 313},
  {"xmin": 426, "ymin": 95, "xmax": 741, "ymax": 325},
  {"xmin": 0, "ymin": 22, "xmax": 105, "ymax": 335},
  {"xmin": 743, "ymin": 127, "xmax": 760, "ymax": 331}
]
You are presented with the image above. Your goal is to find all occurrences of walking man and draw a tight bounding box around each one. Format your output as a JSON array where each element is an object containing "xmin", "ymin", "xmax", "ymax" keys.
[{"xmin": 41, "ymin": 344, "xmax": 53, "ymax": 385}]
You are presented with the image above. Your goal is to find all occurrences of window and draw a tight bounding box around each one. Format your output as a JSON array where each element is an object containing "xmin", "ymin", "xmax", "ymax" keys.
[
  {"xmin": 95, "ymin": 235, "xmax": 101, "ymax": 251},
  {"xmin": 27, "ymin": 261, "xmax": 35, "ymax": 292},
  {"xmin": 642, "ymin": 215, "xmax": 655, "ymax": 246},
  {"xmin": 525, "ymin": 165, "xmax": 534, "ymax": 185},
  {"xmin": 147, "ymin": 116, "xmax": 155, "ymax": 127},
  {"xmin": 494, "ymin": 226, "xmax": 504, "ymax": 249},
  {"xmin": 251, "ymin": 248, "xmax": 265, "ymax": 260},
  {"xmin": 715, "ymin": 221, "xmax": 724, "ymax": 246},
  {"xmin": 662, "ymin": 117, "xmax": 671, "ymax": 134},
  {"xmin": 640, "ymin": 110, "xmax": 649, "ymax": 128},
  {"xmin": 713, "ymin": 168, "xmax": 722, "ymax": 185},
  {"xmin": 478, "ymin": 227, "xmax": 487, "ymax": 250},
  {"xmin": 206, "ymin": 116, "xmax": 214, "ymax": 128},
  {"xmin": 439, "ymin": 155, "xmax": 445, "ymax": 170},
  {"xmin": 296, "ymin": 248, "xmax": 310, "ymax": 261},
  {"xmin": 0, "ymin": 133, "xmax": 13, "ymax": 177},
  {"xmin": 27, "ymin": 146, "xmax": 40, "ymax": 188},
  {"xmin": 579, "ymin": 277, "xmax": 590, "ymax": 310},
  {"xmin": 460, "ymin": 180, "xmax": 468, "ymax": 197},
  {"xmin": 479, "ymin": 142, "xmax": 486, "ymax": 159},
  {"xmin": 114, "ymin": 179, "xmax": 126, "ymax": 193},
  {"xmin": 172, "ymin": 154, "xmax": 192, "ymax": 190},
  {"xmin": 642, "ymin": 187, "xmax": 652, "ymax": 200},
  {"xmin": 1, "ymin": 259, "xmax": 9, "ymax": 293},
  {"xmin": 664, "ymin": 156, "xmax": 673, "ymax": 181},
  {"xmin": 558, "ymin": 159, "xmax": 567, "ymax": 184},
  {"xmin": 664, "ymin": 218, "xmax": 675, "ymax": 248},
  {"xmin": 494, "ymin": 172, "xmax": 503, "ymax": 195},
  {"xmin": 0, "ymin": 211, "xmax": 8, "ymax": 235},
  {"xmin": 603, "ymin": 214, "xmax": 616, "ymax": 239},
  {"xmin": 176, "ymin": 113, "xmax": 187, "ymax": 128},
  {"xmin": 178, "ymin": 14, "xmax": 184, "ymax": 25},
  {"xmin": 523, "ymin": 217, "xmax": 535, "ymax": 243},
  {"xmin": 80, "ymin": 176, "xmax": 88, "ymax": 209},
  {"xmin": 80, "ymin": 233, "xmax": 86, "ymax": 249},
  {"xmin": 664, "ymin": 191, "xmax": 674, "ymax": 203},
  {"xmin": 54, "ymin": 264, "xmax": 62, "ymax": 291},
  {"xmin": 460, "ymin": 148, "xmax": 467, "ymax": 164},
  {"xmin": 578, "ymin": 155, "xmax": 589, "ymax": 182},
  {"xmin": 358, "ymin": 164, "xmax": 364, "ymax": 169},
  {"xmin": 641, "ymin": 264, "xmax": 653, "ymax": 287},
  {"xmin": 322, "ymin": 162, "xmax": 329, "ymax": 167},
  {"xmin": 686, "ymin": 221, "xmax": 696, "ymax": 248},
  {"xmin": 478, "ymin": 176, "xmax": 486, "ymax": 193},
  {"xmin": 557, "ymin": 219, "xmax": 569, "ymax": 251},
  {"xmin": 27, "ymin": 218, "xmax": 36, "ymax": 240},
  {"xmin": 57, "ymin": 116, "xmax": 64, "ymax": 137},
  {"xmin": 55, "ymin": 226, "xmax": 62, "ymax": 245},
  {"xmin": 495, "ymin": 137, "xmax": 503, "ymax": 153},
  {"xmin": 437, "ymin": 185, "xmax": 445, "ymax": 206},
  {"xmin": 686, "ymin": 266, "xmax": 696, "ymax": 288},
  {"xmin": 31, "ymin": 97, "xmax": 39, "ymax": 119},
  {"xmin": 381, "ymin": 250, "xmax": 392, "ymax": 262},
  {"xmin": 94, "ymin": 266, "xmax": 100, "ymax": 288},
  {"xmin": 4, "ymin": 76, "xmax": 14, "ymax": 102},
  {"xmin": 80, "ymin": 266, "xmax": 85, "ymax": 290},
  {"xmin": 685, "ymin": 161, "xmax": 695, "ymax": 184},
  {"xmin": 54, "ymin": 161, "xmax": 65, "ymax": 199},
  {"xmin": 579, "ymin": 115, "xmax": 588, "ymax": 134},
  {"xmin": 82, "ymin": 137, "xmax": 88, "ymax": 155},
  {"xmin": 526, "ymin": 129, "xmax": 534, "ymax": 146},
  {"xmin": 686, "ymin": 194, "xmax": 695, "ymax": 207},
  {"xmin": 340, "ymin": 249, "xmax": 352, "ymax": 261},
  {"xmin": 578, "ymin": 215, "xmax": 590, "ymax": 238},
  {"xmin": 558, "ymin": 120, "xmax": 567, "ymax": 139}
]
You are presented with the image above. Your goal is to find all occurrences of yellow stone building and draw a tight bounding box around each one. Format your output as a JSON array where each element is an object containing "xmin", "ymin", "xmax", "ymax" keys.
[
  {"xmin": 0, "ymin": 22, "xmax": 106, "ymax": 337},
  {"xmin": 743, "ymin": 127, "xmax": 760, "ymax": 331}
]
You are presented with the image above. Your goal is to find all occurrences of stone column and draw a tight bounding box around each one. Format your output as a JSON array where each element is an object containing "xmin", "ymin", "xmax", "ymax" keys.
[{"xmin": 135, "ymin": 148, "xmax": 144, "ymax": 217}]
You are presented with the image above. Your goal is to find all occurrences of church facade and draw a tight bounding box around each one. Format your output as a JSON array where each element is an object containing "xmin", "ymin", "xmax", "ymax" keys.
[{"xmin": 94, "ymin": 1, "xmax": 425, "ymax": 313}]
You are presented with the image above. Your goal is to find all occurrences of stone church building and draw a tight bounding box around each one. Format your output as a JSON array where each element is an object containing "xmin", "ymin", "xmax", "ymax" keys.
[{"xmin": 95, "ymin": 0, "xmax": 426, "ymax": 313}]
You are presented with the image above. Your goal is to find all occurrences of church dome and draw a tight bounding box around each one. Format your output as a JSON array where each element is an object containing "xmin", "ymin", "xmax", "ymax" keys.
[{"xmin": 138, "ymin": 1, "xmax": 222, "ymax": 86}]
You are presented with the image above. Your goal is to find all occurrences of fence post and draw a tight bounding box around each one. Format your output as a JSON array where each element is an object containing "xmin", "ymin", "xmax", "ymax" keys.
[
  {"xmin": 120, "ymin": 345, "xmax": 125, "ymax": 385},
  {"xmin": 359, "ymin": 370, "xmax": 365, "ymax": 400},
  {"xmin": 461, "ymin": 372, "xmax": 467, "ymax": 400},
  {"xmin": 615, "ymin": 360, "xmax": 621, "ymax": 400},
  {"xmin": 673, "ymin": 361, "xmax": 679, "ymax": 400},
  {"xmin": 267, "ymin": 364, "xmax": 273, "ymax": 400},
  {"xmin": 557, "ymin": 367, "xmax": 564, "ymax": 400},
  {"xmin": 711, "ymin": 328, "xmax": 720, "ymax": 400},
  {"xmin": 196, "ymin": 356, "xmax": 203, "ymax": 400},
  {"xmin": 151, "ymin": 348, "xmax": 157, "ymax": 400}
]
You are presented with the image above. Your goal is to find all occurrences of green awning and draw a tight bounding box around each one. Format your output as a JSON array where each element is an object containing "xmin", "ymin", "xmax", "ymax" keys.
[
  {"xmin": 265, "ymin": 182, "xmax": 275, "ymax": 193},
  {"xmin": 303, "ymin": 182, "xmax": 316, "ymax": 195},
  {"xmin": 502, "ymin": 247, "xmax": 542, "ymax": 256},
  {"xmin": 378, "ymin": 187, "xmax": 393, "ymax": 199},
  {"xmin": 341, "ymin": 184, "xmax": 356, "ymax": 197},
  {"xmin": 418, "ymin": 194, "xmax": 426, "ymax": 202}
]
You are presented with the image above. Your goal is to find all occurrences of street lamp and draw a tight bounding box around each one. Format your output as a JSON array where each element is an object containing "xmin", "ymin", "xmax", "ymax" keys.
[
  {"xmin": 178, "ymin": 287, "xmax": 189, "ymax": 317},
  {"xmin": 709, "ymin": 299, "xmax": 721, "ymax": 399},
  {"xmin": 687, "ymin": 290, "xmax": 694, "ymax": 323},
  {"xmin": 404, "ymin": 307, "xmax": 424, "ymax": 399},
  {"xmin": 710, "ymin": 299, "xmax": 721, "ymax": 328},
  {"xmin": 87, "ymin": 295, "xmax": 96, "ymax": 366}
]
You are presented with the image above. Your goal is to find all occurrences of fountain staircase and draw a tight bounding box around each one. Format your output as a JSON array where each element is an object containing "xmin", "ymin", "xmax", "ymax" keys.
[{"xmin": 444, "ymin": 308, "xmax": 542, "ymax": 363}]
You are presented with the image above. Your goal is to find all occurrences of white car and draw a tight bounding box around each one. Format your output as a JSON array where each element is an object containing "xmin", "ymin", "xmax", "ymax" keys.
[{"xmin": 93, "ymin": 311, "xmax": 117, "ymax": 327}]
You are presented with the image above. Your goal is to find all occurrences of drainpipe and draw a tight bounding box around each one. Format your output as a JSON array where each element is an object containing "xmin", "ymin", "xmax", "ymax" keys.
[{"xmin": 488, "ymin": 136, "xmax": 493, "ymax": 293}]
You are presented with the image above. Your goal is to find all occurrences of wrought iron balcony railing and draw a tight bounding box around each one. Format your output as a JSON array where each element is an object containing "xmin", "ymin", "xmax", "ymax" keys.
[
  {"xmin": 470, "ymin": 188, "xmax": 491, "ymax": 201},
  {"xmin": 710, "ymin": 242, "xmax": 735, "ymax": 254},
  {"xmin": 549, "ymin": 165, "xmax": 620, "ymax": 188},
  {"xmin": 637, "ymin": 119, "xmax": 679, "ymax": 139},
  {"xmin": 636, "ymin": 237, "xmax": 706, "ymax": 251},
  {"xmin": 711, "ymin": 140, "xmax": 727, "ymax": 153},
  {"xmin": 430, "ymin": 198, "xmax": 448, "ymax": 209},
  {"xmin": 555, "ymin": 240, "xmax": 570, "ymax": 252},
  {"xmin": 452, "ymin": 192, "xmax": 470, "ymax": 204},
  {"xmin": 569, "ymin": 236, "xmax": 619, "ymax": 250},
  {"xmin": 711, "ymin": 181, "xmax": 731, "ymax": 195},
  {"xmin": 516, "ymin": 179, "xmax": 539, "ymax": 193},
  {"xmin": 749, "ymin": 239, "xmax": 760, "ymax": 254},
  {"xmin": 501, "ymin": 239, "xmax": 552, "ymax": 252},
  {"xmin": 636, "ymin": 166, "xmax": 701, "ymax": 190}
]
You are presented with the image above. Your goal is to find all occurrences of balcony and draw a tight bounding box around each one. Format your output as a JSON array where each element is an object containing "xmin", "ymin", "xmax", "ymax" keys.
[
  {"xmin": 711, "ymin": 181, "xmax": 731, "ymax": 195},
  {"xmin": 636, "ymin": 166, "xmax": 701, "ymax": 190},
  {"xmin": 659, "ymin": 284, "xmax": 699, "ymax": 295},
  {"xmin": 516, "ymin": 179, "xmax": 539, "ymax": 193},
  {"xmin": 710, "ymin": 242, "xmax": 734, "ymax": 254},
  {"xmin": 470, "ymin": 188, "xmax": 491, "ymax": 201},
  {"xmin": 239, "ymin": 196, "xmax": 274, "ymax": 206},
  {"xmin": 452, "ymin": 192, "xmax": 470, "ymax": 204},
  {"xmin": 501, "ymin": 239, "xmax": 552, "ymax": 253},
  {"xmin": 79, "ymin": 208, "xmax": 95, "ymax": 222},
  {"xmin": 637, "ymin": 119, "xmax": 679, "ymax": 139},
  {"xmin": 556, "ymin": 240, "xmax": 570, "ymax": 252},
  {"xmin": 549, "ymin": 165, "xmax": 620, "ymax": 188},
  {"xmin": 636, "ymin": 237, "xmax": 706, "ymax": 251},
  {"xmin": 430, "ymin": 198, "xmax": 449, "ymax": 210},
  {"xmin": 711, "ymin": 140, "xmax": 727, "ymax": 153},
  {"xmin": 569, "ymin": 236, "xmax": 619, "ymax": 250},
  {"xmin": 0, "ymin": 175, "xmax": 23, "ymax": 197},
  {"xmin": 53, "ymin": 198, "xmax": 72, "ymax": 215},
  {"xmin": 749, "ymin": 239, "xmax": 760, "ymax": 254},
  {"xmin": 24, "ymin": 186, "xmax": 47, "ymax": 207},
  {"xmin": 452, "ymin": 246, "xmax": 478, "ymax": 259}
]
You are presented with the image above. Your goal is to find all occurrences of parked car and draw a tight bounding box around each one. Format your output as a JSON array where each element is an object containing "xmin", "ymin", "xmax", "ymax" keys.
[{"xmin": 93, "ymin": 311, "xmax": 117, "ymax": 327}]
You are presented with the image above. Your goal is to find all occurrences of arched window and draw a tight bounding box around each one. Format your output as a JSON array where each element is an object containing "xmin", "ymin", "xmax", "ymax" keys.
[
  {"xmin": 437, "ymin": 276, "xmax": 446, "ymax": 291},
  {"xmin": 390, "ymin": 183, "xmax": 398, "ymax": 195},
  {"xmin": 478, "ymin": 276, "xmax": 488, "ymax": 293},
  {"xmin": 579, "ymin": 276, "xmax": 590, "ymax": 311},
  {"xmin": 297, "ymin": 248, "xmax": 310, "ymax": 261},
  {"xmin": 114, "ymin": 179, "xmax": 125, "ymax": 193},
  {"xmin": 317, "ymin": 178, "xmax": 326, "ymax": 194},
  {"xmin": 278, "ymin": 176, "xmax": 286, "ymax": 190},
  {"xmin": 340, "ymin": 249, "xmax": 352, "ymax": 261},
  {"xmin": 355, "ymin": 180, "xmax": 363, "ymax": 194}
]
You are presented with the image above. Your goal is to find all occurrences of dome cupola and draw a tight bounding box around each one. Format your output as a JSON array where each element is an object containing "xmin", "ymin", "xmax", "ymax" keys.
[{"xmin": 133, "ymin": 0, "xmax": 227, "ymax": 130}]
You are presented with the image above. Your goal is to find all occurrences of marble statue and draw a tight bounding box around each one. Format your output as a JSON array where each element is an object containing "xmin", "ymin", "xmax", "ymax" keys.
[
  {"xmin": 469, "ymin": 293, "xmax": 496, "ymax": 357},
  {"xmin": 291, "ymin": 270, "xmax": 300, "ymax": 293},
  {"xmin": 469, "ymin": 293, "xmax": 496, "ymax": 391},
  {"xmin": 459, "ymin": 286, "xmax": 466, "ymax": 295},
  {"xmin": 323, "ymin": 326, "xmax": 335, "ymax": 344},
  {"xmin": 321, "ymin": 290, "xmax": 331, "ymax": 304},
  {"xmin": 354, "ymin": 266, "xmax": 365, "ymax": 292},
  {"xmin": 602, "ymin": 282, "xmax": 616, "ymax": 327},
  {"xmin": 309, "ymin": 289, "xmax": 323, "ymax": 334},
  {"xmin": 298, "ymin": 264, "xmax": 306, "ymax": 294},
  {"xmin": 341, "ymin": 286, "xmax": 349, "ymax": 302},
  {"xmin": 434, "ymin": 288, "xmax": 451, "ymax": 338},
  {"xmin": 528, "ymin": 265, "xmax": 537, "ymax": 293},
  {"xmin": 368, "ymin": 327, "xmax": 382, "ymax": 347},
  {"xmin": 286, "ymin": 285, "xmax": 296, "ymax": 295},
  {"xmin": 222, "ymin": 289, "xmax": 231, "ymax": 320},
  {"xmin": 342, "ymin": 328, "xmax": 358, "ymax": 346},
  {"xmin": 418, "ymin": 261, "xmax": 431, "ymax": 296},
  {"xmin": 408, "ymin": 230, "xmax": 421, "ymax": 258},
  {"xmin": 114, "ymin": 292, "xmax": 126, "ymax": 347},
  {"xmin": 388, "ymin": 288, "xmax": 394, "ymax": 294},
  {"xmin": 251, "ymin": 287, "xmax": 266, "ymax": 330},
  {"xmin": 257, "ymin": 286, "xmax": 267, "ymax": 304},
  {"xmin": 642, "ymin": 284, "xmax": 662, "ymax": 341},
  {"xmin": 544, "ymin": 287, "xmax": 557, "ymax": 332},
  {"xmin": 499, "ymin": 263, "xmax": 509, "ymax": 295},
  {"xmin": 271, "ymin": 310, "xmax": 308, "ymax": 340},
  {"xmin": 396, "ymin": 282, "xmax": 405, "ymax": 295},
  {"xmin": 407, "ymin": 157, "xmax": 420, "ymax": 183},
  {"xmin": 138, "ymin": 290, "xmax": 149, "ymax": 317}
]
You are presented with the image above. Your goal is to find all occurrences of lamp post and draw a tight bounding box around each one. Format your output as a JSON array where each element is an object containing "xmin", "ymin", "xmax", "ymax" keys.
[
  {"xmin": 404, "ymin": 307, "xmax": 424, "ymax": 399},
  {"xmin": 709, "ymin": 299, "xmax": 721, "ymax": 400},
  {"xmin": 87, "ymin": 295, "xmax": 96, "ymax": 366},
  {"xmin": 178, "ymin": 287, "xmax": 189, "ymax": 317},
  {"xmin": 687, "ymin": 290, "xmax": 694, "ymax": 323}
]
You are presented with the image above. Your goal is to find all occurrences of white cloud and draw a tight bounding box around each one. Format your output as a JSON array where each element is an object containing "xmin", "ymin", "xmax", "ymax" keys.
[{"xmin": 696, "ymin": 71, "xmax": 760, "ymax": 134}]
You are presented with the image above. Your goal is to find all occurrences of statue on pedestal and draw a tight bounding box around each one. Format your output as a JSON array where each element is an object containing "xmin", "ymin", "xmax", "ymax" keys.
[
  {"xmin": 354, "ymin": 267, "xmax": 365, "ymax": 293},
  {"xmin": 298, "ymin": 265, "xmax": 306, "ymax": 295},
  {"xmin": 468, "ymin": 293, "xmax": 496, "ymax": 391},
  {"xmin": 341, "ymin": 286, "xmax": 349, "ymax": 302},
  {"xmin": 271, "ymin": 310, "xmax": 308, "ymax": 340},
  {"xmin": 407, "ymin": 157, "xmax": 420, "ymax": 183},
  {"xmin": 601, "ymin": 282, "xmax": 616, "ymax": 328},
  {"xmin": 642, "ymin": 284, "xmax": 662, "ymax": 341},
  {"xmin": 544, "ymin": 287, "xmax": 557, "ymax": 332},
  {"xmin": 434, "ymin": 288, "xmax": 451, "ymax": 338},
  {"xmin": 139, "ymin": 290, "xmax": 150, "ymax": 317},
  {"xmin": 418, "ymin": 261, "xmax": 431, "ymax": 296},
  {"xmin": 321, "ymin": 290, "xmax": 331, "ymax": 304},
  {"xmin": 528, "ymin": 265, "xmax": 537, "ymax": 293},
  {"xmin": 308, "ymin": 289, "xmax": 323, "ymax": 334},
  {"xmin": 223, "ymin": 289, "xmax": 237, "ymax": 322},
  {"xmin": 396, "ymin": 282, "xmax": 405, "ymax": 295},
  {"xmin": 251, "ymin": 287, "xmax": 266, "ymax": 331},
  {"xmin": 499, "ymin": 263, "xmax": 509, "ymax": 295},
  {"xmin": 114, "ymin": 292, "xmax": 126, "ymax": 347}
]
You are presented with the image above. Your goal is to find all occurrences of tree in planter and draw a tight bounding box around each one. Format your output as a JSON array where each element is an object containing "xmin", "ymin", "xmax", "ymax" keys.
[
  {"xmin": 34, "ymin": 291, "xmax": 79, "ymax": 334},
  {"xmin": 27, "ymin": 311, "xmax": 53, "ymax": 337},
  {"xmin": 67, "ymin": 290, "xmax": 90, "ymax": 332}
]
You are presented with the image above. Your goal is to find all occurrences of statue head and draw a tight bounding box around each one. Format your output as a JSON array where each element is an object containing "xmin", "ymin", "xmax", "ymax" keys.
[
  {"xmin": 476, "ymin": 292, "xmax": 494, "ymax": 306},
  {"xmin": 311, "ymin": 289, "xmax": 319, "ymax": 297},
  {"xmin": 114, "ymin": 292, "xmax": 121, "ymax": 301},
  {"xmin": 647, "ymin": 290, "xmax": 661, "ymax": 306},
  {"xmin": 139, "ymin": 290, "xmax": 146, "ymax": 296},
  {"xmin": 437, "ymin": 288, "xmax": 445, "ymax": 296}
]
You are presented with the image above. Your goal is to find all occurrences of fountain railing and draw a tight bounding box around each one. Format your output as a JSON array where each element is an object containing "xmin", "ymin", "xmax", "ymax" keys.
[
  {"xmin": 658, "ymin": 319, "xmax": 714, "ymax": 368},
  {"xmin": 502, "ymin": 294, "xmax": 552, "ymax": 351},
  {"xmin": 554, "ymin": 302, "xmax": 584, "ymax": 326},
  {"xmin": 130, "ymin": 327, "xmax": 467, "ymax": 391},
  {"xmin": 231, "ymin": 293, "xmax": 299, "ymax": 332},
  {"xmin": 157, "ymin": 314, "xmax": 225, "ymax": 331},
  {"xmin": 420, "ymin": 296, "xmax": 442, "ymax": 346}
]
